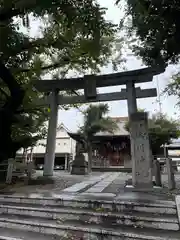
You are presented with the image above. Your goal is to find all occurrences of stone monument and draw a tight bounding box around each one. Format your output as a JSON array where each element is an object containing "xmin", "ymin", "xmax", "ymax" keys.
[
  {"xmin": 71, "ymin": 141, "xmax": 87, "ymax": 175},
  {"xmin": 130, "ymin": 112, "xmax": 152, "ymax": 188}
]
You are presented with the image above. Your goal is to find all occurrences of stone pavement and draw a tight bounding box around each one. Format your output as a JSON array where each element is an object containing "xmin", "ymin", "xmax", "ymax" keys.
[{"xmin": 61, "ymin": 172, "xmax": 128, "ymax": 195}]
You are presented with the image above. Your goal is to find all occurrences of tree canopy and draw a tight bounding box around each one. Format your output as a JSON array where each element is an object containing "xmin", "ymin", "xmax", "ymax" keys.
[
  {"xmin": 125, "ymin": 111, "xmax": 180, "ymax": 155},
  {"xmin": 115, "ymin": 0, "xmax": 180, "ymax": 114},
  {"xmin": 0, "ymin": 0, "xmax": 120, "ymax": 161},
  {"xmin": 148, "ymin": 113, "xmax": 180, "ymax": 155},
  {"xmin": 80, "ymin": 104, "xmax": 118, "ymax": 140},
  {"xmin": 116, "ymin": 0, "xmax": 180, "ymax": 66},
  {"xmin": 164, "ymin": 72, "xmax": 180, "ymax": 108}
]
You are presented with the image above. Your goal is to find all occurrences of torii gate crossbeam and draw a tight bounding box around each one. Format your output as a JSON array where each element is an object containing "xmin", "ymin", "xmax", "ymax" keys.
[
  {"xmin": 34, "ymin": 66, "xmax": 163, "ymax": 92},
  {"xmin": 37, "ymin": 87, "xmax": 157, "ymax": 106}
]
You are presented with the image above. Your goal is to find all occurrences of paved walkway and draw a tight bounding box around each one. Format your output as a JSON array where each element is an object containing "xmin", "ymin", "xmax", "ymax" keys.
[
  {"xmin": 45, "ymin": 172, "xmax": 180, "ymax": 201},
  {"xmin": 59, "ymin": 172, "xmax": 175, "ymax": 201}
]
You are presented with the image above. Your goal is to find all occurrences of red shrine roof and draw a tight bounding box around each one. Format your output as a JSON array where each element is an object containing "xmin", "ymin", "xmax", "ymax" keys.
[{"xmin": 95, "ymin": 117, "xmax": 129, "ymax": 137}]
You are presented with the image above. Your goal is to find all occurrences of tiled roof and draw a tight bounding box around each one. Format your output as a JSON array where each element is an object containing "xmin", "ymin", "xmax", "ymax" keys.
[{"xmin": 111, "ymin": 117, "xmax": 129, "ymax": 122}]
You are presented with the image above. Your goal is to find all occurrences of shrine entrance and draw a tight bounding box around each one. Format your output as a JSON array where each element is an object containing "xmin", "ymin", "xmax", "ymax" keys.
[
  {"xmin": 69, "ymin": 131, "xmax": 131, "ymax": 168},
  {"xmin": 33, "ymin": 66, "xmax": 164, "ymax": 188},
  {"xmin": 94, "ymin": 137, "xmax": 130, "ymax": 167}
]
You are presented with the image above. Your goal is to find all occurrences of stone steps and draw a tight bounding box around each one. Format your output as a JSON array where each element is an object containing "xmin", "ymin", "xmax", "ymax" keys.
[
  {"xmin": 0, "ymin": 194, "xmax": 176, "ymax": 215},
  {"xmin": 0, "ymin": 227, "xmax": 59, "ymax": 240},
  {"xmin": 0, "ymin": 203, "xmax": 178, "ymax": 231},
  {"xmin": 0, "ymin": 214, "xmax": 179, "ymax": 240},
  {"xmin": 0, "ymin": 237, "xmax": 21, "ymax": 240},
  {"xmin": 0, "ymin": 194, "xmax": 179, "ymax": 239},
  {"xmin": 0, "ymin": 237, "xmax": 22, "ymax": 240}
]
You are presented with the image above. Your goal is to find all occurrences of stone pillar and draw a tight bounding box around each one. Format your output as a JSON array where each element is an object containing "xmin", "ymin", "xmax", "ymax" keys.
[
  {"xmin": 6, "ymin": 158, "xmax": 14, "ymax": 184},
  {"xmin": 164, "ymin": 146, "xmax": 176, "ymax": 190},
  {"xmin": 43, "ymin": 90, "xmax": 58, "ymax": 177},
  {"xmin": 166, "ymin": 157, "xmax": 176, "ymax": 190},
  {"xmin": 65, "ymin": 154, "xmax": 68, "ymax": 170},
  {"xmin": 126, "ymin": 82, "xmax": 138, "ymax": 116},
  {"xmin": 154, "ymin": 159, "xmax": 162, "ymax": 186},
  {"xmin": 130, "ymin": 112, "xmax": 152, "ymax": 188}
]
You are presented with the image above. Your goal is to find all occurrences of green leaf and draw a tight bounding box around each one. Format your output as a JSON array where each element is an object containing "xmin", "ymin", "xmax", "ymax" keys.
[
  {"xmin": 125, "ymin": 111, "xmax": 180, "ymax": 155},
  {"xmin": 80, "ymin": 103, "xmax": 118, "ymax": 141}
]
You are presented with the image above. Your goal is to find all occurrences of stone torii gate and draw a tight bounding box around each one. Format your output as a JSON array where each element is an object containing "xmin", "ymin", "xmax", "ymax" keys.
[{"xmin": 33, "ymin": 66, "xmax": 164, "ymax": 188}]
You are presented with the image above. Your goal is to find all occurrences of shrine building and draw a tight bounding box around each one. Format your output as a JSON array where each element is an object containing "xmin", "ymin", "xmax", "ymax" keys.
[{"xmin": 68, "ymin": 117, "xmax": 131, "ymax": 170}]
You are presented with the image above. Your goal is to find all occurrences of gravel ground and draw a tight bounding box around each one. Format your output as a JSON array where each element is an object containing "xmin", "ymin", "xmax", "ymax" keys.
[
  {"xmin": 151, "ymin": 174, "xmax": 180, "ymax": 199},
  {"xmin": 0, "ymin": 170, "xmax": 101, "ymax": 195},
  {"xmin": 134, "ymin": 174, "xmax": 180, "ymax": 200}
]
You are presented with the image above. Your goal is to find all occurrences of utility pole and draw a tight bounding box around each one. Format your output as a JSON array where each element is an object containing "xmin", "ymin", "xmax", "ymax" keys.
[{"xmin": 156, "ymin": 75, "xmax": 162, "ymax": 114}]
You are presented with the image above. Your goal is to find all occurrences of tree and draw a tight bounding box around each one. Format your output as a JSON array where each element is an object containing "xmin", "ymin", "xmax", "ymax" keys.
[
  {"xmin": 116, "ymin": 0, "xmax": 180, "ymax": 66},
  {"xmin": 125, "ymin": 111, "xmax": 180, "ymax": 155},
  {"xmin": 0, "ymin": 0, "xmax": 120, "ymax": 162},
  {"xmin": 79, "ymin": 104, "xmax": 118, "ymax": 172},
  {"xmin": 148, "ymin": 113, "xmax": 180, "ymax": 155},
  {"xmin": 164, "ymin": 72, "xmax": 180, "ymax": 109},
  {"xmin": 0, "ymin": 73, "xmax": 49, "ymax": 158},
  {"xmin": 115, "ymin": 0, "xmax": 180, "ymax": 125}
]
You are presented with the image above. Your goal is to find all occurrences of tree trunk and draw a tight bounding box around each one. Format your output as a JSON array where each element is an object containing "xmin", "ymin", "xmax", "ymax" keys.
[
  {"xmin": 0, "ymin": 61, "xmax": 25, "ymax": 163},
  {"xmin": 87, "ymin": 142, "xmax": 92, "ymax": 173},
  {"xmin": 8, "ymin": 142, "xmax": 21, "ymax": 159}
]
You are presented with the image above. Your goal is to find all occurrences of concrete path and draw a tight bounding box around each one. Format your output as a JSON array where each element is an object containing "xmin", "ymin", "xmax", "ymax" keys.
[
  {"xmin": 85, "ymin": 172, "xmax": 120, "ymax": 193},
  {"xmin": 62, "ymin": 172, "xmax": 111, "ymax": 193},
  {"xmin": 61, "ymin": 172, "xmax": 129, "ymax": 196}
]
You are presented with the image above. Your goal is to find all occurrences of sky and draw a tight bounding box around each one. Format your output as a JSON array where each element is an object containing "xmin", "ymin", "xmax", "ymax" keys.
[{"xmin": 27, "ymin": 0, "xmax": 180, "ymax": 132}]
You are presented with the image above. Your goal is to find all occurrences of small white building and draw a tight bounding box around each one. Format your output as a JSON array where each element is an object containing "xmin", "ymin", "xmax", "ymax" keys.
[{"xmin": 17, "ymin": 123, "xmax": 76, "ymax": 170}]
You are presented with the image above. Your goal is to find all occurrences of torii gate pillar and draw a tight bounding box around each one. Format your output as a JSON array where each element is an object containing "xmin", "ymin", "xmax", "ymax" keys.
[
  {"xmin": 126, "ymin": 82, "xmax": 138, "ymax": 115},
  {"xmin": 43, "ymin": 90, "xmax": 58, "ymax": 177}
]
